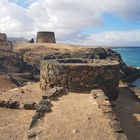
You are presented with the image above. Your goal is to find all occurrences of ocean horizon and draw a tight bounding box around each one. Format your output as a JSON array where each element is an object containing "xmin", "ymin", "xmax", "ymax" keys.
[{"xmin": 112, "ymin": 47, "xmax": 140, "ymax": 68}]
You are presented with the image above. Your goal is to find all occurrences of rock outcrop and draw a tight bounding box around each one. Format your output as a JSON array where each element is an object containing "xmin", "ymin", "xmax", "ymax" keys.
[{"xmin": 21, "ymin": 47, "xmax": 140, "ymax": 83}]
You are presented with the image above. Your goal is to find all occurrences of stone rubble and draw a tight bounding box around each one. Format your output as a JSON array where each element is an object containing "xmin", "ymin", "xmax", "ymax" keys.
[
  {"xmin": 0, "ymin": 99, "xmax": 20, "ymax": 109},
  {"xmin": 29, "ymin": 96, "xmax": 51, "ymax": 129}
]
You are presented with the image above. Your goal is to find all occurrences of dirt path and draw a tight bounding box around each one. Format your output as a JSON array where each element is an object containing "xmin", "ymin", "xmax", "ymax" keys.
[
  {"xmin": 37, "ymin": 92, "xmax": 115, "ymax": 140},
  {"xmin": 0, "ymin": 75, "xmax": 17, "ymax": 93},
  {"xmin": 0, "ymin": 108, "xmax": 34, "ymax": 140},
  {"xmin": 114, "ymin": 87, "xmax": 140, "ymax": 140}
]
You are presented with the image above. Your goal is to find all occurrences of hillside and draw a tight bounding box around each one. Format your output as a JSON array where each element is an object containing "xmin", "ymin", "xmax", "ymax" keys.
[{"xmin": 0, "ymin": 42, "xmax": 139, "ymax": 140}]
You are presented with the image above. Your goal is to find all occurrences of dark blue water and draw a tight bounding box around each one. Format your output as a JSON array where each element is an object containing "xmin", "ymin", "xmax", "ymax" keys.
[{"xmin": 113, "ymin": 47, "xmax": 140, "ymax": 67}]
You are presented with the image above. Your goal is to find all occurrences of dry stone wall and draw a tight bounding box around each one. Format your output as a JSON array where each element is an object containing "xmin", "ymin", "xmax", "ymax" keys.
[
  {"xmin": 40, "ymin": 59, "xmax": 120, "ymax": 100},
  {"xmin": 91, "ymin": 89, "xmax": 128, "ymax": 140}
]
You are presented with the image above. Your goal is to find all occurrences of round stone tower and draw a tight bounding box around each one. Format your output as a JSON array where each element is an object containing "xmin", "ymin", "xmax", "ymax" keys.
[{"xmin": 36, "ymin": 31, "xmax": 56, "ymax": 43}]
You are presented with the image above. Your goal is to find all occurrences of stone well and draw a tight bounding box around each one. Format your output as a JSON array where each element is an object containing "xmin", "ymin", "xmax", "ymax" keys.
[{"xmin": 40, "ymin": 59, "xmax": 120, "ymax": 100}]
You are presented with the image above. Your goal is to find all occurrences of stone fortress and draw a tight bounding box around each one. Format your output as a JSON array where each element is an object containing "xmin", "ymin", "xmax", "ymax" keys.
[{"xmin": 0, "ymin": 33, "xmax": 13, "ymax": 51}]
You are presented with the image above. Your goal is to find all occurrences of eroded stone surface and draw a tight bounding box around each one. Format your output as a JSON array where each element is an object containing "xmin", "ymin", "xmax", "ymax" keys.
[
  {"xmin": 0, "ymin": 33, "xmax": 13, "ymax": 51},
  {"xmin": 40, "ymin": 59, "xmax": 120, "ymax": 101}
]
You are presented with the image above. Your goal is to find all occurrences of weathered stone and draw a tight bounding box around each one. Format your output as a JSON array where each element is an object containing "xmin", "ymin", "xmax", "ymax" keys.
[
  {"xmin": 96, "ymin": 94, "xmax": 109, "ymax": 101},
  {"xmin": 23, "ymin": 102, "xmax": 36, "ymax": 110},
  {"xmin": 46, "ymin": 87, "xmax": 66, "ymax": 98},
  {"xmin": 72, "ymin": 129, "xmax": 78, "ymax": 133},
  {"xmin": 0, "ymin": 33, "xmax": 13, "ymax": 51},
  {"xmin": 115, "ymin": 133, "xmax": 128, "ymax": 140},
  {"xmin": 6, "ymin": 100, "xmax": 20, "ymax": 109},
  {"xmin": 40, "ymin": 59, "xmax": 120, "ymax": 101},
  {"xmin": 30, "ymin": 97, "xmax": 51, "ymax": 129},
  {"xmin": 0, "ymin": 100, "xmax": 6, "ymax": 107},
  {"xmin": 104, "ymin": 112, "xmax": 117, "ymax": 120},
  {"xmin": 27, "ymin": 130, "xmax": 42, "ymax": 139},
  {"xmin": 101, "ymin": 106, "xmax": 112, "ymax": 113},
  {"xmin": 109, "ymin": 120, "xmax": 123, "ymax": 132},
  {"xmin": 48, "ymin": 69, "xmax": 54, "ymax": 75},
  {"xmin": 90, "ymin": 89, "xmax": 105, "ymax": 98}
]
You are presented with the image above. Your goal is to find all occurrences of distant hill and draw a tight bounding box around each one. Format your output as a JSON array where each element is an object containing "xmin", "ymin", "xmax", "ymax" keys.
[{"xmin": 8, "ymin": 37, "xmax": 28, "ymax": 43}]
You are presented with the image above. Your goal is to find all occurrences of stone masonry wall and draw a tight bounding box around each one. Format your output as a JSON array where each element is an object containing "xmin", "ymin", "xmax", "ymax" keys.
[
  {"xmin": 36, "ymin": 32, "xmax": 56, "ymax": 43},
  {"xmin": 40, "ymin": 59, "xmax": 120, "ymax": 100}
]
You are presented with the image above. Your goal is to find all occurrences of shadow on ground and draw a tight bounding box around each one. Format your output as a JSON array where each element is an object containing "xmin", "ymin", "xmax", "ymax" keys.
[{"xmin": 113, "ymin": 87, "xmax": 140, "ymax": 140}]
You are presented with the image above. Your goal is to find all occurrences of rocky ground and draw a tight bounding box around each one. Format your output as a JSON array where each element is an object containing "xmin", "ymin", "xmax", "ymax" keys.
[
  {"xmin": 0, "ymin": 80, "xmax": 139, "ymax": 140},
  {"xmin": 34, "ymin": 92, "xmax": 115, "ymax": 140},
  {"xmin": 0, "ymin": 108, "xmax": 34, "ymax": 140}
]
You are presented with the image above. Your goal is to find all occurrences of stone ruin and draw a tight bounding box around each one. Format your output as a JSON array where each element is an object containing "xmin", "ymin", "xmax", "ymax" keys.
[
  {"xmin": 40, "ymin": 58, "xmax": 120, "ymax": 101},
  {"xmin": 0, "ymin": 33, "xmax": 13, "ymax": 51},
  {"xmin": 36, "ymin": 31, "xmax": 56, "ymax": 43}
]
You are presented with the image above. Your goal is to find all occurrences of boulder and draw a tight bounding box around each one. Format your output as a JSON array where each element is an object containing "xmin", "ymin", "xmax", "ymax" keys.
[
  {"xmin": 47, "ymin": 87, "xmax": 67, "ymax": 98},
  {"xmin": 23, "ymin": 102, "xmax": 36, "ymax": 110},
  {"xmin": 6, "ymin": 100, "xmax": 20, "ymax": 109},
  {"xmin": 0, "ymin": 100, "xmax": 6, "ymax": 107}
]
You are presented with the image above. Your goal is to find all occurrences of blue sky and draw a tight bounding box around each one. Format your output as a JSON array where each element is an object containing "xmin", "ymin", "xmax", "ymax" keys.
[
  {"xmin": 83, "ymin": 13, "xmax": 140, "ymax": 34},
  {"xmin": 0, "ymin": 0, "xmax": 140, "ymax": 46},
  {"xmin": 9, "ymin": 0, "xmax": 30, "ymax": 8}
]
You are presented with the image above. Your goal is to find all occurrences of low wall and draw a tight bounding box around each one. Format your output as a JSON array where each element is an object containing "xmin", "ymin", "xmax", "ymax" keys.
[
  {"xmin": 40, "ymin": 59, "xmax": 120, "ymax": 100},
  {"xmin": 91, "ymin": 89, "xmax": 127, "ymax": 140}
]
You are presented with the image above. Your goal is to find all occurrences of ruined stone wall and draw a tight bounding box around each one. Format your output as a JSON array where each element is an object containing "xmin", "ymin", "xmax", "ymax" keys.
[
  {"xmin": 0, "ymin": 33, "xmax": 7, "ymax": 41},
  {"xmin": 0, "ymin": 33, "xmax": 13, "ymax": 51},
  {"xmin": 40, "ymin": 59, "xmax": 120, "ymax": 100},
  {"xmin": 36, "ymin": 32, "xmax": 56, "ymax": 43},
  {"xmin": 91, "ymin": 89, "xmax": 128, "ymax": 139}
]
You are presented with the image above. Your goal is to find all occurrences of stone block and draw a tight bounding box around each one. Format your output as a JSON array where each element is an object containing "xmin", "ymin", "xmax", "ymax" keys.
[
  {"xmin": 6, "ymin": 100, "xmax": 20, "ymax": 109},
  {"xmin": 24, "ymin": 102, "xmax": 36, "ymax": 110}
]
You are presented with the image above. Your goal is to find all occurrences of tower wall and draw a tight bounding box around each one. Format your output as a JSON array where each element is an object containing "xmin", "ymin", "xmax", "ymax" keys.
[{"xmin": 36, "ymin": 31, "xmax": 56, "ymax": 43}]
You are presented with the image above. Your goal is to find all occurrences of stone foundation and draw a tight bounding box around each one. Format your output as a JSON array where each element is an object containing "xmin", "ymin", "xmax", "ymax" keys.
[{"xmin": 40, "ymin": 59, "xmax": 120, "ymax": 100}]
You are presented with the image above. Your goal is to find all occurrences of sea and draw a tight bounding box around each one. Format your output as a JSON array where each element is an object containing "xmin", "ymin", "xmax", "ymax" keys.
[{"xmin": 112, "ymin": 47, "xmax": 140, "ymax": 68}]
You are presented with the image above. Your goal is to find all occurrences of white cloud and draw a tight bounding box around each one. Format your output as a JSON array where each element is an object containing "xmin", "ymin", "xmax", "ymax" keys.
[
  {"xmin": 79, "ymin": 30, "xmax": 140, "ymax": 47},
  {"xmin": 0, "ymin": 0, "xmax": 140, "ymax": 46}
]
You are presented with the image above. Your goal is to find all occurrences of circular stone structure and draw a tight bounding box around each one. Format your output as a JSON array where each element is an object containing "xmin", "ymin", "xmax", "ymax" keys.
[
  {"xmin": 40, "ymin": 59, "xmax": 120, "ymax": 100},
  {"xmin": 36, "ymin": 31, "xmax": 56, "ymax": 43}
]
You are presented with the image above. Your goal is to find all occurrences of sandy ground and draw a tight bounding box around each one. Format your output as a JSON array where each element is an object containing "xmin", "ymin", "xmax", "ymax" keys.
[
  {"xmin": 114, "ymin": 86, "xmax": 140, "ymax": 140},
  {"xmin": 37, "ymin": 92, "xmax": 115, "ymax": 140},
  {"xmin": 14, "ymin": 43, "xmax": 96, "ymax": 55},
  {"xmin": 0, "ymin": 82, "xmax": 140, "ymax": 140},
  {"xmin": 0, "ymin": 75, "xmax": 17, "ymax": 92},
  {"xmin": 15, "ymin": 43, "xmax": 88, "ymax": 51},
  {"xmin": 0, "ymin": 108, "xmax": 34, "ymax": 140},
  {"xmin": 0, "ymin": 82, "xmax": 42, "ymax": 104}
]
